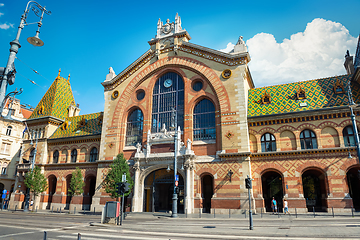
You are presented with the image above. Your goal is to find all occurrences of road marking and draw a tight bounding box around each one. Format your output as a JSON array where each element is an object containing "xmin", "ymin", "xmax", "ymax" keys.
[
  {"xmin": 0, "ymin": 230, "xmax": 38, "ymax": 238},
  {"xmin": 57, "ymin": 233, "xmax": 174, "ymax": 239}
]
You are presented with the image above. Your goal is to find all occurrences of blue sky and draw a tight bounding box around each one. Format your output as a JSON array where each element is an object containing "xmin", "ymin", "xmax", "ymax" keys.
[{"xmin": 0, "ymin": 0, "xmax": 359, "ymax": 115}]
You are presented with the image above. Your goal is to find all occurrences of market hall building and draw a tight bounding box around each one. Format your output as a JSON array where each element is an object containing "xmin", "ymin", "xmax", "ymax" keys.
[{"xmin": 9, "ymin": 15, "xmax": 360, "ymax": 214}]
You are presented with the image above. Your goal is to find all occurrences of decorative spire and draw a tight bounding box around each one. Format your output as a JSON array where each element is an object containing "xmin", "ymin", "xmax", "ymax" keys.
[
  {"xmin": 56, "ymin": 68, "xmax": 61, "ymax": 79},
  {"xmin": 354, "ymin": 34, "xmax": 360, "ymax": 70},
  {"xmin": 67, "ymin": 74, "xmax": 71, "ymax": 84}
]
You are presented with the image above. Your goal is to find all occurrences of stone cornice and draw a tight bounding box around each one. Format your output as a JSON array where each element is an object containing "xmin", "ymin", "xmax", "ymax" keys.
[{"xmin": 251, "ymin": 147, "xmax": 355, "ymax": 158}]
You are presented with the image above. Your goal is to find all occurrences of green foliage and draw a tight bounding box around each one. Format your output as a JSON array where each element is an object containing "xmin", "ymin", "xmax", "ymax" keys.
[
  {"xmin": 103, "ymin": 153, "xmax": 133, "ymax": 199},
  {"xmin": 69, "ymin": 167, "xmax": 85, "ymax": 196},
  {"xmin": 24, "ymin": 166, "xmax": 48, "ymax": 200}
]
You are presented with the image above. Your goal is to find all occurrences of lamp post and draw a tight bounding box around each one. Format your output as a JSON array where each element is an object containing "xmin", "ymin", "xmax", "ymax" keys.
[
  {"xmin": 0, "ymin": 1, "xmax": 50, "ymax": 114},
  {"xmin": 171, "ymin": 108, "xmax": 178, "ymax": 218},
  {"xmin": 24, "ymin": 135, "xmax": 38, "ymax": 212},
  {"xmin": 346, "ymin": 78, "xmax": 360, "ymax": 163}
]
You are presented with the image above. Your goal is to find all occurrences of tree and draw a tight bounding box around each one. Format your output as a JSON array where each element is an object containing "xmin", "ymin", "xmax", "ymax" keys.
[
  {"xmin": 69, "ymin": 167, "xmax": 85, "ymax": 196},
  {"xmin": 24, "ymin": 166, "xmax": 48, "ymax": 207},
  {"xmin": 103, "ymin": 153, "xmax": 133, "ymax": 199}
]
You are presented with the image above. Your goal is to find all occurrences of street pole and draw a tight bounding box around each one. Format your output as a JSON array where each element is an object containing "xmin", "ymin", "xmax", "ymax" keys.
[
  {"xmin": 24, "ymin": 136, "xmax": 37, "ymax": 212},
  {"xmin": 172, "ymin": 126, "xmax": 179, "ymax": 218},
  {"xmin": 246, "ymin": 175, "xmax": 253, "ymax": 230},
  {"xmin": 347, "ymin": 79, "xmax": 360, "ymax": 162},
  {"xmin": 0, "ymin": 1, "xmax": 50, "ymax": 114}
]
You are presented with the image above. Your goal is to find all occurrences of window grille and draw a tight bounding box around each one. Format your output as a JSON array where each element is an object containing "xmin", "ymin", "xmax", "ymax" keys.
[
  {"xmin": 193, "ymin": 99, "xmax": 216, "ymax": 141},
  {"xmin": 300, "ymin": 129, "xmax": 318, "ymax": 149},
  {"xmin": 71, "ymin": 149, "xmax": 77, "ymax": 162},
  {"xmin": 53, "ymin": 150, "xmax": 59, "ymax": 163},
  {"xmin": 343, "ymin": 125, "xmax": 359, "ymax": 147},
  {"xmin": 261, "ymin": 133, "xmax": 276, "ymax": 152},
  {"xmin": 125, "ymin": 109, "xmax": 144, "ymax": 146},
  {"xmin": 89, "ymin": 147, "xmax": 98, "ymax": 162}
]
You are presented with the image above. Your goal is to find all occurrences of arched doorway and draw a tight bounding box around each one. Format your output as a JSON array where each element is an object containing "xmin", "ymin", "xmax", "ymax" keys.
[
  {"xmin": 302, "ymin": 169, "xmax": 327, "ymax": 212},
  {"xmin": 346, "ymin": 166, "xmax": 360, "ymax": 210},
  {"xmin": 201, "ymin": 175, "xmax": 213, "ymax": 213},
  {"xmin": 47, "ymin": 175, "xmax": 57, "ymax": 209},
  {"xmin": 143, "ymin": 169, "xmax": 184, "ymax": 213},
  {"xmin": 0, "ymin": 182, "xmax": 4, "ymax": 205},
  {"xmin": 261, "ymin": 171, "xmax": 284, "ymax": 212},
  {"xmin": 84, "ymin": 175, "xmax": 96, "ymax": 210},
  {"xmin": 65, "ymin": 174, "xmax": 72, "ymax": 209}
]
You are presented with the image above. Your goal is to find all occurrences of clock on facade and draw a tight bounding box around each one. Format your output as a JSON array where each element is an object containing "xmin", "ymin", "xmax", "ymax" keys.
[{"xmin": 164, "ymin": 79, "xmax": 173, "ymax": 88}]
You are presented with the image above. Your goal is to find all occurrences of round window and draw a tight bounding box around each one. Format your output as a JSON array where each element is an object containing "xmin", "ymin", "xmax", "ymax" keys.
[
  {"xmin": 192, "ymin": 81, "xmax": 203, "ymax": 91},
  {"xmin": 136, "ymin": 90, "xmax": 145, "ymax": 101}
]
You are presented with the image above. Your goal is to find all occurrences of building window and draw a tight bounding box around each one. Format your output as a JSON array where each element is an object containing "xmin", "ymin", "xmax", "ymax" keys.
[
  {"xmin": 1, "ymin": 142, "xmax": 11, "ymax": 155},
  {"xmin": 125, "ymin": 109, "xmax": 144, "ymax": 146},
  {"xmin": 29, "ymin": 149, "xmax": 35, "ymax": 162},
  {"xmin": 151, "ymin": 72, "xmax": 184, "ymax": 133},
  {"xmin": 261, "ymin": 133, "xmax": 276, "ymax": 152},
  {"xmin": 193, "ymin": 99, "xmax": 216, "ymax": 141},
  {"xmin": 1, "ymin": 163, "xmax": 7, "ymax": 175},
  {"xmin": 300, "ymin": 129, "xmax": 318, "ymax": 149},
  {"xmin": 343, "ymin": 125, "xmax": 359, "ymax": 147},
  {"xmin": 6, "ymin": 126, "xmax": 12, "ymax": 136},
  {"xmin": 71, "ymin": 149, "xmax": 77, "ymax": 163},
  {"xmin": 89, "ymin": 147, "xmax": 98, "ymax": 162},
  {"xmin": 53, "ymin": 150, "xmax": 59, "ymax": 164}
]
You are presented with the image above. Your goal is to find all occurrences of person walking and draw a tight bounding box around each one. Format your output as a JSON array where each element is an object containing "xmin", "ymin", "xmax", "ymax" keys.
[
  {"xmin": 284, "ymin": 199, "xmax": 290, "ymax": 214},
  {"xmin": 271, "ymin": 197, "xmax": 277, "ymax": 214}
]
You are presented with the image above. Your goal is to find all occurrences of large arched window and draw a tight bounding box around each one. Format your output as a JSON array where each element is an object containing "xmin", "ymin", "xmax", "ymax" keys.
[
  {"xmin": 126, "ymin": 109, "xmax": 144, "ymax": 146},
  {"xmin": 71, "ymin": 149, "xmax": 77, "ymax": 163},
  {"xmin": 152, "ymin": 72, "xmax": 184, "ymax": 133},
  {"xmin": 193, "ymin": 99, "xmax": 216, "ymax": 141},
  {"xmin": 89, "ymin": 147, "xmax": 98, "ymax": 162},
  {"xmin": 261, "ymin": 133, "xmax": 276, "ymax": 152},
  {"xmin": 343, "ymin": 125, "xmax": 359, "ymax": 147},
  {"xmin": 300, "ymin": 129, "xmax": 318, "ymax": 149},
  {"xmin": 53, "ymin": 150, "xmax": 59, "ymax": 163}
]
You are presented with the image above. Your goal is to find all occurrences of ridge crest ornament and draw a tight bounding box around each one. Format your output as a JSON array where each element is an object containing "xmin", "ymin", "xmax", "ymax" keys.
[{"xmin": 162, "ymin": 19, "xmax": 174, "ymax": 34}]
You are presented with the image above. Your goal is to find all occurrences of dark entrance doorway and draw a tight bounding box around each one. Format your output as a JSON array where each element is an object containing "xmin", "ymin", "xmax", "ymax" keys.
[
  {"xmin": 65, "ymin": 174, "xmax": 72, "ymax": 210},
  {"xmin": 144, "ymin": 169, "xmax": 184, "ymax": 213},
  {"xmin": 202, "ymin": 175, "xmax": 213, "ymax": 213},
  {"xmin": 47, "ymin": 175, "xmax": 57, "ymax": 209},
  {"xmin": 302, "ymin": 169, "xmax": 327, "ymax": 212},
  {"xmin": 347, "ymin": 166, "xmax": 360, "ymax": 210},
  {"xmin": 261, "ymin": 171, "xmax": 284, "ymax": 212},
  {"xmin": 84, "ymin": 175, "xmax": 96, "ymax": 210}
]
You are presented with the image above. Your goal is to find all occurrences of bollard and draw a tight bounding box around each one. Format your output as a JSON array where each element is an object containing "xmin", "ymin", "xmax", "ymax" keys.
[
  {"xmin": 43, "ymin": 231, "xmax": 47, "ymax": 240},
  {"xmin": 77, "ymin": 233, "xmax": 81, "ymax": 240},
  {"xmin": 94, "ymin": 207, "xmax": 95, "ymax": 214},
  {"xmin": 261, "ymin": 208, "xmax": 263, "ymax": 218},
  {"xmin": 51, "ymin": 206, "xmax": 53, "ymax": 213},
  {"xmin": 60, "ymin": 207, "xmax": 62, "ymax": 213},
  {"xmin": 332, "ymin": 207, "xmax": 334, "ymax": 218},
  {"xmin": 57, "ymin": 208, "xmax": 59, "ymax": 213},
  {"xmin": 313, "ymin": 206, "xmax": 315, "ymax": 218},
  {"xmin": 351, "ymin": 206, "xmax": 354, "ymax": 217},
  {"xmin": 74, "ymin": 207, "xmax": 76, "ymax": 215},
  {"xmin": 245, "ymin": 210, "xmax": 246, "ymax": 218},
  {"xmin": 199, "ymin": 208, "xmax": 201, "ymax": 218},
  {"xmin": 295, "ymin": 208, "xmax": 297, "ymax": 218},
  {"xmin": 214, "ymin": 208, "xmax": 215, "ymax": 218},
  {"xmin": 229, "ymin": 209, "xmax": 231, "ymax": 218},
  {"xmin": 15, "ymin": 205, "xmax": 17, "ymax": 211},
  {"xmin": 36, "ymin": 206, "xmax": 38, "ymax": 212},
  {"xmin": 277, "ymin": 208, "xmax": 280, "ymax": 218},
  {"xmin": 185, "ymin": 209, "xmax": 187, "ymax": 218}
]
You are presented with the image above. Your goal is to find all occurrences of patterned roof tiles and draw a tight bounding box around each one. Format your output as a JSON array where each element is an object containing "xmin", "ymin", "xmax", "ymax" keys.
[
  {"xmin": 50, "ymin": 112, "xmax": 103, "ymax": 139},
  {"xmin": 248, "ymin": 74, "xmax": 360, "ymax": 117},
  {"xmin": 29, "ymin": 72, "xmax": 75, "ymax": 120}
]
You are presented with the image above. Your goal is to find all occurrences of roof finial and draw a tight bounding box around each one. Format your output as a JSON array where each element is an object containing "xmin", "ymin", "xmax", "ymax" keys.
[{"xmin": 58, "ymin": 68, "xmax": 61, "ymax": 77}]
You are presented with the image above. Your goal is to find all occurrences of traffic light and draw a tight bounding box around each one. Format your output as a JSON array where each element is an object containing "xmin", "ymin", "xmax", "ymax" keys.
[
  {"xmin": 116, "ymin": 182, "xmax": 122, "ymax": 194},
  {"xmin": 175, "ymin": 187, "xmax": 179, "ymax": 194},
  {"xmin": 245, "ymin": 178, "xmax": 252, "ymax": 189},
  {"xmin": 124, "ymin": 182, "xmax": 130, "ymax": 193}
]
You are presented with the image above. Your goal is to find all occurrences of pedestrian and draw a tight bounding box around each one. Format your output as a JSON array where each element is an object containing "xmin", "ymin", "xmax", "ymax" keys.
[
  {"xmin": 271, "ymin": 197, "xmax": 277, "ymax": 214},
  {"xmin": 284, "ymin": 199, "xmax": 290, "ymax": 214}
]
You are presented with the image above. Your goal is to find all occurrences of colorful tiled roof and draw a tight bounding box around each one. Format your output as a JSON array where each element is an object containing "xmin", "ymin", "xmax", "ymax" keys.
[
  {"xmin": 50, "ymin": 112, "xmax": 103, "ymax": 139},
  {"xmin": 29, "ymin": 71, "xmax": 75, "ymax": 120},
  {"xmin": 248, "ymin": 74, "xmax": 360, "ymax": 117}
]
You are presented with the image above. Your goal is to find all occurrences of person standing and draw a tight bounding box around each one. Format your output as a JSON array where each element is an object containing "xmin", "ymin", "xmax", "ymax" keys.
[
  {"xmin": 271, "ymin": 197, "xmax": 277, "ymax": 214},
  {"xmin": 284, "ymin": 199, "xmax": 290, "ymax": 214}
]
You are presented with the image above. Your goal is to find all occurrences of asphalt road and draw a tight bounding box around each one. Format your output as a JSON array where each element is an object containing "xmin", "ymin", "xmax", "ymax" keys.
[{"xmin": 0, "ymin": 211, "xmax": 360, "ymax": 239}]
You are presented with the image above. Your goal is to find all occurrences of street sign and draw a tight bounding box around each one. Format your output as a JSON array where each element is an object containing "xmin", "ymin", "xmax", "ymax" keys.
[
  {"xmin": 122, "ymin": 173, "xmax": 126, "ymax": 182},
  {"xmin": 1, "ymin": 189, "xmax": 6, "ymax": 199},
  {"xmin": 175, "ymin": 175, "xmax": 179, "ymax": 181},
  {"xmin": 175, "ymin": 181, "xmax": 178, "ymax": 187}
]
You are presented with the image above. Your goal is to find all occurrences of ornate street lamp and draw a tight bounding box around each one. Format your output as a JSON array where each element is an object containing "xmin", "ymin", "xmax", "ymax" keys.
[{"xmin": 0, "ymin": 1, "xmax": 50, "ymax": 115}]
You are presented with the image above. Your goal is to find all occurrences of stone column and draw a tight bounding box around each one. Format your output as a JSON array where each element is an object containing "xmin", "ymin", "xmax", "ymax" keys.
[
  {"xmin": 132, "ymin": 161, "xmax": 142, "ymax": 212},
  {"xmin": 184, "ymin": 159, "xmax": 194, "ymax": 213}
]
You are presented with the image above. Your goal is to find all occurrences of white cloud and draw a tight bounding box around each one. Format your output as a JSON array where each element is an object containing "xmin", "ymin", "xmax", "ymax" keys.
[
  {"xmin": 0, "ymin": 23, "xmax": 13, "ymax": 29},
  {"xmin": 0, "ymin": 3, "xmax": 4, "ymax": 7},
  {"xmin": 220, "ymin": 42, "xmax": 235, "ymax": 53},
  {"xmin": 223, "ymin": 18, "xmax": 358, "ymax": 87}
]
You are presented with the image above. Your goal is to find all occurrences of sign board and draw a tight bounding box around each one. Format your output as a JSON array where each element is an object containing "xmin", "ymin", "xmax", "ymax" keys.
[
  {"xmin": 175, "ymin": 175, "xmax": 179, "ymax": 181},
  {"xmin": 122, "ymin": 173, "xmax": 126, "ymax": 182},
  {"xmin": 175, "ymin": 181, "xmax": 178, "ymax": 187},
  {"xmin": 1, "ymin": 189, "xmax": 6, "ymax": 199}
]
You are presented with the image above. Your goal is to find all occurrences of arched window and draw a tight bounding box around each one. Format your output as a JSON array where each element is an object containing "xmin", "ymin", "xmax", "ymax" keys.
[
  {"xmin": 152, "ymin": 72, "xmax": 184, "ymax": 133},
  {"xmin": 29, "ymin": 149, "xmax": 35, "ymax": 162},
  {"xmin": 261, "ymin": 133, "xmax": 276, "ymax": 152},
  {"xmin": 89, "ymin": 147, "xmax": 98, "ymax": 162},
  {"xmin": 126, "ymin": 109, "xmax": 144, "ymax": 146},
  {"xmin": 300, "ymin": 129, "xmax": 317, "ymax": 149},
  {"xmin": 6, "ymin": 126, "xmax": 12, "ymax": 136},
  {"xmin": 343, "ymin": 125, "xmax": 359, "ymax": 147},
  {"xmin": 71, "ymin": 149, "xmax": 77, "ymax": 163},
  {"xmin": 53, "ymin": 150, "xmax": 59, "ymax": 163},
  {"xmin": 193, "ymin": 99, "xmax": 216, "ymax": 140}
]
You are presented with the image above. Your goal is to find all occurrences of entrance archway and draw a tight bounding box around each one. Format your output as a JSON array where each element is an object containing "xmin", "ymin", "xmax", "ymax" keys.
[
  {"xmin": 47, "ymin": 175, "xmax": 57, "ymax": 209},
  {"xmin": 84, "ymin": 175, "xmax": 96, "ymax": 210},
  {"xmin": 143, "ymin": 169, "xmax": 184, "ymax": 213},
  {"xmin": 201, "ymin": 175, "xmax": 213, "ymax": 213},
  {"xmin": 65, "ymin": 174, "xmax": 72, "ymax": 209},
  {"xmin": 261, "ymin": 171, "xmax": 284, "ymax": 212},
  {"xmin": 346, "ymin": 166, "xmax": 360, "ymax": 210},
  {"xmin": 302, "ymin": 169, "xmax": 327, "ymax": 212}
]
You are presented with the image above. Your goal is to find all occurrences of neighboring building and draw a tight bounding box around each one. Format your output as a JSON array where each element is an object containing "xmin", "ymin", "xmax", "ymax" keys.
[
  {"xmin": 9, "ymin": 16, "xmax": 360, "ymax": 213},
  {"xmin": 0, "ymin": 98, "xmax": 32, "ymax": 205}
]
